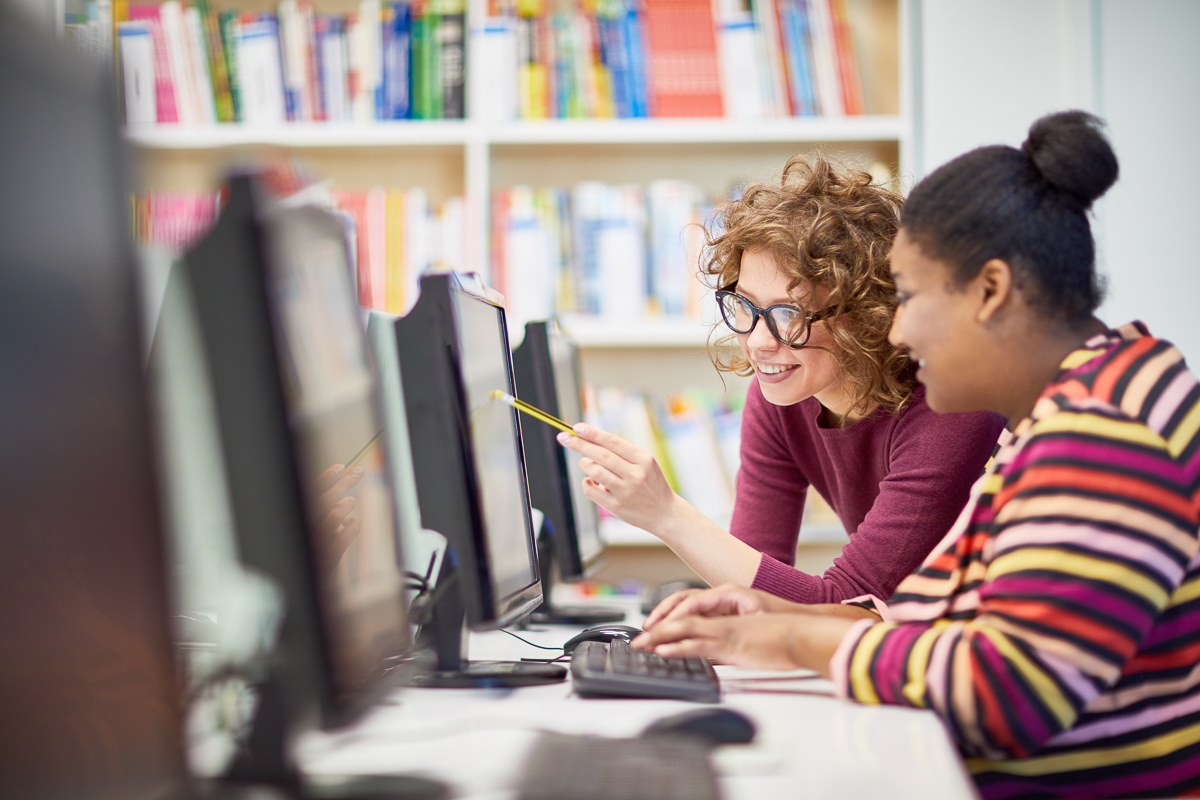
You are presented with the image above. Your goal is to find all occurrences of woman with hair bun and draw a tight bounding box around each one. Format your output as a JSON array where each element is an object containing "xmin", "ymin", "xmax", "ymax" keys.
[
  {"xmin": 559, "ymin": 153, "xmax": 1004, "ymax": 604},
  {"xmin": 634, "ymin": 111, "xmax": 1200, "ymax": 798}
]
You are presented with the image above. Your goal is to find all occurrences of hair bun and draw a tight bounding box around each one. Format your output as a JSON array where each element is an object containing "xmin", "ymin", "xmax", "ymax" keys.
[{"xmin": 1021, "ymin": 110, "xmax": 1119, "ymax": 209}]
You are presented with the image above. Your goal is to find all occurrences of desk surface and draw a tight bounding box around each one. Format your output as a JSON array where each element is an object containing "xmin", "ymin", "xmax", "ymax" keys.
[{"xmin": 298, "ymin": 607, "xmax": 979, "ymax": 800}]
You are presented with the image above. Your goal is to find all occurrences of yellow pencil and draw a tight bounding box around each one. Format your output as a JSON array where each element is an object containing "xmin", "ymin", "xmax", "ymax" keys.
[
  {"xmin": 345, "ymin": 430, "xmax": 384, "ymax": 471},
  {"xmin": 490, "ymin": 390, "xmax": 577, "ymax": 436}
]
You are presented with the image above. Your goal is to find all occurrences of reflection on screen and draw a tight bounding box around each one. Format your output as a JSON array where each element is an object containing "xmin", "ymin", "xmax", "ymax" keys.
[
  {"xmin": 266, "ymin": 209, "xmax": 407, "ymax": 701},
  {"xmin": 452, "ymin": 289, "xmax": 538, "ymax": 604},
  {"xmin": 548, "ymin": 333, "xmax": 602, "ymax": 563}
]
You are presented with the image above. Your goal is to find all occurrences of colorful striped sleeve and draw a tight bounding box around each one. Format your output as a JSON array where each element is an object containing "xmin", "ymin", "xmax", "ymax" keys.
[{"xmin": 830, "ymin": 405, "xmax": 1198, "ymax": 761}]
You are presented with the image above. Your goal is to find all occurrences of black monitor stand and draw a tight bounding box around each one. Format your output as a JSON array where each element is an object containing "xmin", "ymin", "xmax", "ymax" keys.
[
  {"xmin": 529, "ymin": 524, "xmax": 625, "ymax": 626},
  {"xmin": 407, "ymin": 551, "xmax": 567, "ymax": 688}
]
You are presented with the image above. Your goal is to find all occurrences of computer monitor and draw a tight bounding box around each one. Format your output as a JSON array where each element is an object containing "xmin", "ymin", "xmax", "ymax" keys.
[
  {"xmin": 512, "ymin": 321, "xmax": 623, "ymax": 625},
  {"xmin": 0, "ymin": 13, "xmax": 188, "ymax": 800},
  {"xmin": 392, "ymin": 272, "xmax": 566, "ymax": 687},
  {"xmin": 181, "ymin": 175, "xmax": 445, "ymax": 798}
]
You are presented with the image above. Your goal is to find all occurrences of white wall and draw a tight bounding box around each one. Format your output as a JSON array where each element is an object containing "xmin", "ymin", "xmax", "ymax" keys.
[
  {"xmin": 1096, "ymin": 0, "xmax": 1200, "ymax": 360},
  {"xmin": 919, "ymin": 0, "xmax": 1200, "ymax": 360}
]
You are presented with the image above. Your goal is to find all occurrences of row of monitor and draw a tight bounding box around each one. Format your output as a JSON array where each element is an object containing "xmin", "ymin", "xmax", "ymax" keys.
[
  {"xmin": 169, "ymin": 175, "xmax": 621, "ymax": 784},
  {"xmin": 2, "ymin": 18, "xmax": 615, "ymax": 794}
]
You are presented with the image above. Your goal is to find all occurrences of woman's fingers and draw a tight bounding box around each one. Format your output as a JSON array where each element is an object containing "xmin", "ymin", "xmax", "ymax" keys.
[
  {"xmin": 571, "ymin": 423, "xmax": 649, "ymax": 464},
  {"xmin": 643, "ymin": 589, "xmax": 706, "ymax": 629}
]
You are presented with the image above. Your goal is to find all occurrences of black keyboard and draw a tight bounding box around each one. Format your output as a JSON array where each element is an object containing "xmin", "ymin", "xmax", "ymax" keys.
[
  {"xmin": 517, "ymin": 732, "xmax": 721, "ymax": 800},
  {"xmin": 570, "ymin": 639, "xmax": 720, "ymax": 702}
]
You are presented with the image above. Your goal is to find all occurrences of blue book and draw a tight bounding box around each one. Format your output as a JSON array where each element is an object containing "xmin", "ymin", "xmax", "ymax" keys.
[
  {"xmin": 623, "ymin": 1, "xmax": 647, "ymax": 118},
  {"xmin": 599, "ymin": 15, "xmax": 630, "ymax": 118},
  {"xmin": 782, "ymin": 0, "xmax": 817, "ymax": 116},
  {"xmin": 383, "ymin": 1, "xmax": 412, "ymax": 118}
]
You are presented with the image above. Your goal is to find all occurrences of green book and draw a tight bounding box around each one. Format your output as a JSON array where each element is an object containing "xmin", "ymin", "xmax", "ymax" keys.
[
  {"xmin": 411, "ymin": 15, "xmax": 427, "ymax": 119},
  {"xmin": 218, "ymin": 10, "xmax": 241, "ymax": 122}
]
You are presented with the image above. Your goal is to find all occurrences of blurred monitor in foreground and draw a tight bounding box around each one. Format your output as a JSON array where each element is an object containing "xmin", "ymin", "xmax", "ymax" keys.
[
  {"xmin": 179, "ymin": 175, "xmax": 445, "ymax": 798},
  {"xmin": 0, "ymin": 13, "xmax": 187, "ymax": 800}
]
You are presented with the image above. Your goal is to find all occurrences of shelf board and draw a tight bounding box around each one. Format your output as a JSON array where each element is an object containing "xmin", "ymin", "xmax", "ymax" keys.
[
  {"xmin": 485, "ymin": 115, "xmax": 909, "ymax": 145},
  {"xmin": 123, "ymin": 120, "xmax": 473, "ymax": 149},
  {"xmin": 123, "ymin": 115, "xmax": 908, "ymax": 150},
  {"xmin": 557, "ymin": 316, "xmax": 718, "ymax": 348}
]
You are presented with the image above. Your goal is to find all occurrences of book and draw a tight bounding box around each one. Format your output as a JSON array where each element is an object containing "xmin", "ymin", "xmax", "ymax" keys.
[
  {"xmin": 195, "ymin": 0, "xmax": 235, "ymax": 122},
  {"xmin": 779, "ymin": 0, "xmax": 817, "ymax": 116},
  {"xmin": 436, "ymin": 6, "xmax": 466, "ymax": 118},
  {"xmin": 158, "ymin": 1, "xmax": 198, "ymax": 125},
  {"xmin": 118, "ymin": 21, "xmax": 156, "ymax": 126},
  {"xmin": 127, "ymin": 4, "xmax": 179, "ymax": 123},
  {"xmin": 642, "ymin": 0, "xmax": 722, "ymax": 117},
  {"xmin": 235, "ymin": 15, "xmax": 288, "ymax": 125},
  {"xmin": 805, "ymin": 0, "xmax": 843, "ymax": 115},
  {"xmin": 383, "ymin": 1, "xmax": 413, "ymax": 119},
  {"xmin": 829, "ymin": 0, "xmax": 863, "ymax": 115},
  {"xmin": 184, "ymin": 5, "xmax": 218, "ymax": 124}
]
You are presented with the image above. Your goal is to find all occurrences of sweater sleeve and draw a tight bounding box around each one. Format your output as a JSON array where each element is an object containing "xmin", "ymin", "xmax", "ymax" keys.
[
  {"xmin": 728, "ymin": 381, "xmax": 809, "ymax": 566},
  {"xmin": 830, "ymin": 409, "xmax": 1197, "ymax": 760},
  {"xmin": 753, "ymin": 403, "xmax": 1005, "ymax": 604}
]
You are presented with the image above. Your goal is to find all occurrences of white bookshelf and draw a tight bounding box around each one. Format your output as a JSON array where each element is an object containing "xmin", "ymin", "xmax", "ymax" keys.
[{"xmin": 126, "ymin": 0, "xmax": 915, "ymax": 570}]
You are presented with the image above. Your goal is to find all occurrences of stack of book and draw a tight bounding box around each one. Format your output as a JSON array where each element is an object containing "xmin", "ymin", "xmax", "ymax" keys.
[
  {"xmin": 491, "ymin": 179, "xmax": 716, "ymax": 332},
  {"xmin": 112, "ymin": 0, "xmax": 466, "ymax": 127},
  {"xmin": 585, "ymin": 386, "xmax": 744, "ymax": 523},
  {"xmin": 474, "ymin": 0, "xmax": 868, "ymax": 121},
  {"xmin": 131, "ymin": 186, "xmax": 465, "ymax": 314}
]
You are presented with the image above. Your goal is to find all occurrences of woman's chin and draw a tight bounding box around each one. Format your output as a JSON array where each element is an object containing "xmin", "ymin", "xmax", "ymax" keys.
[{"xmin": 757, "ymin": 375, "xmax": 809, "ymax": 407}]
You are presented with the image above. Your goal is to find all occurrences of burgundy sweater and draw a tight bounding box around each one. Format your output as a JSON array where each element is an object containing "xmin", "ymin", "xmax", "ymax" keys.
[{"xmin": 731, "ymin": 381, "xmax": 1005, "ymax": 604}]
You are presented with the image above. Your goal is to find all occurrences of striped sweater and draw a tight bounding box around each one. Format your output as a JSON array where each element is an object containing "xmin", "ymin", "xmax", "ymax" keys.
[{"xmin": 830, "ymin": 323, "xmax": 1200, "ymax": 799}]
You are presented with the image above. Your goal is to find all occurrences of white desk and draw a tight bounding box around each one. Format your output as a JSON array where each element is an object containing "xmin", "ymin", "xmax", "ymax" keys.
[{"xmin": 298, "ymin": 612, "xmax": 980, "ymax": 800}]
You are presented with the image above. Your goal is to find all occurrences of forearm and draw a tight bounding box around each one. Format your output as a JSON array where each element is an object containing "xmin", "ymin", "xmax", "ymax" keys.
[
  {"xmin": 784, "ymin": 611, "xmax": 869, "ymax": 677},
  {"xmin": 650, "ymin": 496, "xmax": 762, "ymax": 588}
]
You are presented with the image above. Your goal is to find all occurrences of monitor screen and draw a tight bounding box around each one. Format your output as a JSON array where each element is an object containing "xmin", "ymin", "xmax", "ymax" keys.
[
  {"xmin": 546, "ymin": 329, "xmax": 603, "ymax": 566},
  {"xmin": 452, "ymin": 287, "xmax": 540, "ymax": 604},
  {"xmin": 263, "ymin": 206, "xmax": 409, "ymax": 706}
]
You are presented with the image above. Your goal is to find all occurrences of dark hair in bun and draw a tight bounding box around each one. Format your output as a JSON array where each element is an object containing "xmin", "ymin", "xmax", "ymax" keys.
[{"xmin": 901, "ymin": 110, "xmax": 1119, "ymax": 326}]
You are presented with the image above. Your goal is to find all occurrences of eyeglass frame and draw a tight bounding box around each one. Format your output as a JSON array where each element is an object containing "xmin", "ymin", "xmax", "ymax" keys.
[{"xmin": 714, "ymin": 282, "xmax": 839, "ymax": 349}]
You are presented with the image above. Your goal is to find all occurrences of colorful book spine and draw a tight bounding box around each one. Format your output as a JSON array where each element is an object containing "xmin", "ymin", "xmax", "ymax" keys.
[{"xmin": 127, "ymin": 4, "xmax": 179, "ymax": 123}]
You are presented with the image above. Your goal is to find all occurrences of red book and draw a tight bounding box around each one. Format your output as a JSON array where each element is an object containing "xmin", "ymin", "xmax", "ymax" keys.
[
  {"xmin": 829, "ymin": 0, "xmax": 864, "ymax": 115},
  {"xmin": 127, "ymin": 4, "xmax": 179, "ymax": 123},
  {"xmin": 490, "ymin": 188, "xmax": 510, "ymax": 299},
  {"xmin": 330, "ymin": 189, "xmax": 372, "ymax": 307},
  {"xmin": 642, "ymin": 0, "xmax": 722, "ymax": 118}
]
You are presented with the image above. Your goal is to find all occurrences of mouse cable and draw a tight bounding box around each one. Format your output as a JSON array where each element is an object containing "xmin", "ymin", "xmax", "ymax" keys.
[{"xmin": 498, "ymin": 628, "xmax": 564, "ymax": 651}]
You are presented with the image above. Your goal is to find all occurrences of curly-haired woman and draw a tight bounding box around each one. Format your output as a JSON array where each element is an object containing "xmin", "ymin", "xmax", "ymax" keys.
[{"xmin": 559, "ymin": 155, "xmax": 1005, "ymax": 603}]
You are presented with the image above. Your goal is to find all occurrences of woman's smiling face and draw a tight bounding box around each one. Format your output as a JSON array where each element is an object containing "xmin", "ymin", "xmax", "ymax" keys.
[
  {"xmin": 887, "ymin": 229, "xmax": 993, "ymax": 414},
  {"xmin": 734, "ymin": 248, "xmax": 845, "ymax": 409}
]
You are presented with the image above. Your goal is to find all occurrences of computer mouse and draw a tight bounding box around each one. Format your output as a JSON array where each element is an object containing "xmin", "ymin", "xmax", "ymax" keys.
[
  {"xmin": 561, "ymin": 624, "xmax": 643, "ymax": 655},
  {"xmin": 640, "ymin": 707, "xmax": 757, "ymax": 746}
]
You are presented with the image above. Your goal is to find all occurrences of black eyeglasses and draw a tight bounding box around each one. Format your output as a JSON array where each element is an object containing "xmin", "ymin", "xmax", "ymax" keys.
[{"xmin": 715, "ymin": 284, "xmax": 838, "ymax": 349}]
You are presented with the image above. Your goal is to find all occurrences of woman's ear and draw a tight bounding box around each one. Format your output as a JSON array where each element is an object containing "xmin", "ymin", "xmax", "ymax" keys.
[{"xmin": 974, "ymin": 259, "xmax": 1014, "ymax": 324}]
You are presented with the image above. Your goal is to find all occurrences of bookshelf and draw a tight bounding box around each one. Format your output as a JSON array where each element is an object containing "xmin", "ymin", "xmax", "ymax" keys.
[{"xmin": 118, "ymin": 0, "xmax": 914, "ymax": 582}]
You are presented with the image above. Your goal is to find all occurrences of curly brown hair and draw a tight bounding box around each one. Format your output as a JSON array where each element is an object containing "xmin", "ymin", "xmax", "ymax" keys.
[{"xmin": 702, "ymin": 153, "xmax": 915, "ymax": 415}]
